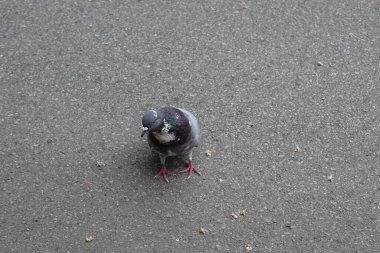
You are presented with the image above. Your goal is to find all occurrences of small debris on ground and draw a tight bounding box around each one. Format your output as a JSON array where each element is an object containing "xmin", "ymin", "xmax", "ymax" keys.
[
  {"xmin": 327, "ymin": 175, "xmax": 334, "ymax": 182},
  {"xmin": 285, "ymin": 224, "xmax": 295, "ymax": 229},
  {"xmin": 294, "ymin": 146, "xmax": 302, "ymax": 152},
  {"xmin": 245, "ymin": 243, "xmax": 253, "ymax": 252},
  {"xmin": 239, "ymin": 210, "xmax": 247, "ymax": 216},
  {"xmin": 348, "ymin": 32, "xmax": 353, "ymax": 37},
  {"xmin": 377, "ymin": 203, "xmax": 380, "ymax": 210},
  {"xmin": 175, "ymin": 235, "xmax": 184, "ymax": 242},
  {"xmin": 231, "ymin": 212, "xmax": 238, "ymax": 219},
  {"xmin": 85, "ymin": 235, "xmax": 94, "ymax": 242},
  {"xmin": 101, "ymin": 42, "xmax": 109, "ymax": 46},
  {"xmin": 241, "ymin": 3, "xmax": 250, "ymax": 10},
  {"xmin": 199, "ymin": 227, "xmax": 208, "ymax": 235},
  {"xmin": 317, "ymin": 61, "xmax": 323, "ymax": 66},
  {"xmin": 205, "ymin": 149, "xmax": 214, "ymax": 157},
  {"xmin": 96, "ymin": 160, "xmax": 105, "ymax": 167},
  {"xmin": 249, "ymin": 123, "xmax": 255, "ymax": 128}
]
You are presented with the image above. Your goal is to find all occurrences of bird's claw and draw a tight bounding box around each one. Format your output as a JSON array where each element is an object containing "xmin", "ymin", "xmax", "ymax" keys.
[
  {"xmin": 154, "ymin": 165, "xmax": 170, "ymax": 183},
  {"xmin": 180, "ymin": 160, "xmax": 201, "ymax": 178}
]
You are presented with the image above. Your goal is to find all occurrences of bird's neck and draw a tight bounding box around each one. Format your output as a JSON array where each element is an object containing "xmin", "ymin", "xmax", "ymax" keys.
[{"xmin": 152, "ymin": 120, "xmax": 177, "ymax": 144}]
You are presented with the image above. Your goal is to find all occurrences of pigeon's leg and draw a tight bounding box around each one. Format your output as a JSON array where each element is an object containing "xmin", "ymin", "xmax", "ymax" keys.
[
  {"xmin": 179, "ymin": 152, "xmax": 201, "ymax": 177},
  {"xmin": 154, "ymin": 154, "xmax": 170, "ymax": 183}
]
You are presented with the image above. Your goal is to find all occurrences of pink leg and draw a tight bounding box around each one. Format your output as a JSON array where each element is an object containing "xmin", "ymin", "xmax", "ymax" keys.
[
  {"xmin": 154, "ymin": 165, "xmax": 170, "ymax": 183},
  {"xmin": 180, "ymin": 160, "xmax": 201, "ymax": 178}
]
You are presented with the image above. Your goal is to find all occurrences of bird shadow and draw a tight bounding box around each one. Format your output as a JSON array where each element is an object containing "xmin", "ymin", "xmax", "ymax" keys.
[{"xmin": 111, "ymin": 142, "xmax": 189, "ymax": 186}]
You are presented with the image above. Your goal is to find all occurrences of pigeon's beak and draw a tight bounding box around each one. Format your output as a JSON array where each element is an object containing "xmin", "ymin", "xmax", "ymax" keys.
[{"xmin": 141, "ymin": 127, "xmax": 149, "ymax": 137}]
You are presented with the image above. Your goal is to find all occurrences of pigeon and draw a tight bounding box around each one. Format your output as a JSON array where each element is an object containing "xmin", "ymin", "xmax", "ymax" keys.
[{"xmin": 141, "ymin": 106, "xmax": 201, "ymax": 182}]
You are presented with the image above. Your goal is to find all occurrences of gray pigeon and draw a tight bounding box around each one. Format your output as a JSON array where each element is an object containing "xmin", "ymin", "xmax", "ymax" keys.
[{"xmin": 141, "ymin": 106, "xmax": 201, "ymax": 182}]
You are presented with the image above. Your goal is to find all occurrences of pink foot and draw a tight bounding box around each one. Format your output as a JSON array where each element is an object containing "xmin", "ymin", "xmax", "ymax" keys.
[
  {"xmin": 180, "ymin": 160, "xmax": 201, "ymax": 178},
  {"xmin": 154, "ymin": 165, "xmax": 170, "ymax": 183}
]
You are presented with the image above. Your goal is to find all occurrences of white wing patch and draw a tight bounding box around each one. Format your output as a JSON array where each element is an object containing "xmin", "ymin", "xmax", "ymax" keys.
[
  {"xmin": 152, "ymin": 119, "xmax": 176, "ymax": 143},
  {"xmin": 152, "ymin": 132, "xmax": 176, "ymax": 143},
  {"xmin": 162, "ymin": 119, "xmax": 170, "ymax": 133}
]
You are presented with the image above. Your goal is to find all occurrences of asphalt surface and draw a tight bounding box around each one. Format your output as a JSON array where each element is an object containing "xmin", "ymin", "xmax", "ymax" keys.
[{"xmin": 1, "ymin": 0, "xmax": 379, "ymax": 252}]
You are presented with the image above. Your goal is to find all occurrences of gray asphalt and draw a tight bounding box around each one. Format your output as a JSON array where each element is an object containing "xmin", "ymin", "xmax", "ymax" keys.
[{"xmin": 1, "ymin": 0, "xmax": 379, "ymax": 252}]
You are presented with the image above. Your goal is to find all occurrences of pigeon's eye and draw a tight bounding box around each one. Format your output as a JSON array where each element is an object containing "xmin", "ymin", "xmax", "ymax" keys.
[{"xmin": 150, "ymin": 118, "xmax": 158, "ymax": 127}]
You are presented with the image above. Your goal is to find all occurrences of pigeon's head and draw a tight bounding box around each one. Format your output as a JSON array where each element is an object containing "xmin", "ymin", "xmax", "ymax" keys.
[{"xmin": 141, "ymin": 110, "xmax": 163, "ymax": 137}]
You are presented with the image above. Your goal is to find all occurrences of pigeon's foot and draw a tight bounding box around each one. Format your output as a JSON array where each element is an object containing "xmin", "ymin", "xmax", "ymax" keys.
[
  {"xmin": 180, "ymin": 160, "xmax": 201, "ymax": 178},
  {"xmin": 154, "ymin": 165, "xmax": 171, "ymax": 183}
]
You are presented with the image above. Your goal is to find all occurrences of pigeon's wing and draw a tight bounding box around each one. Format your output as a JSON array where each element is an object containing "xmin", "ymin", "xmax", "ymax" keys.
[{"xmin": 178, "ymin": 108, "xmax": 200, "ymax": 147}]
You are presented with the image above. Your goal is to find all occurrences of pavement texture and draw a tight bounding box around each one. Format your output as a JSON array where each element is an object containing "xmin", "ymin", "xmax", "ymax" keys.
[{"xmin": 1, "ymin": 0, "xmax": 379, "ymax": 252}]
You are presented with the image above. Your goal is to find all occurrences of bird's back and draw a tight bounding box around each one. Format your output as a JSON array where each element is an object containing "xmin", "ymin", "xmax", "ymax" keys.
[{"xmin": 178, "ymin": 108, "xmax": 200, "ymax": 147}]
